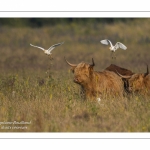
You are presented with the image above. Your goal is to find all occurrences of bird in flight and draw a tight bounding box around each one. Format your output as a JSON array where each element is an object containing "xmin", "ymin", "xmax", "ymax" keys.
[
  {"xmin": 100, "ymin": 39, "xmax": 127, "ymax": 59},
  {"xmin": 30, "ymin": 42, "xmax": 64, "ymax": 56}
]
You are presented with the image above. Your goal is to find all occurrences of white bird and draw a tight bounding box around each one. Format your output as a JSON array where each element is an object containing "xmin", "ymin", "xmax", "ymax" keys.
[
  {"xmin": 97, "ymin": 97, "xmax": 101, "ymax": 103},
  {"xmin": 100, "ymin": 39, "xmax": 127, "ymax": 59},
  {"xmin": 30, "ymin": 42, "xmax": 64, "ymax": 56}
]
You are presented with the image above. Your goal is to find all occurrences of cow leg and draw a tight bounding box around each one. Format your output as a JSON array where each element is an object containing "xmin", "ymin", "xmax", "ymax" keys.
[
  {"xmin": 80, "ymin": 87, "xmax": 86, "ymax": 100},
  {"xmin": 84, "ymin": 89, "xmax": 96, "ymax": 101}
]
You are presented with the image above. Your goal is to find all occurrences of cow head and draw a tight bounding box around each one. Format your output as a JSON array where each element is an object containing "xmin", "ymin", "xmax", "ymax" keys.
[
  {"xmin": 64, "ymin": 57, "xmax": 95, "ymax": 86},
  {"xmin": 116, "ymin": 64, "xmax": 149, "ymax": 93}
]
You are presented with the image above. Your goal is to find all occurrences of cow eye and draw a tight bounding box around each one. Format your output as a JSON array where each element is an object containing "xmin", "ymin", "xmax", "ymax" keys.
[{"xmin": 85, "ymin": 74, "xmax": 89, "ymax": 78}]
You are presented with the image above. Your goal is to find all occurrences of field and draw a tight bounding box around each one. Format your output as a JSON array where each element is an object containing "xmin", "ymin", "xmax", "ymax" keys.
[{"xmin": 0, "ymin": 18, "xmax": 150, "ymax": 132}]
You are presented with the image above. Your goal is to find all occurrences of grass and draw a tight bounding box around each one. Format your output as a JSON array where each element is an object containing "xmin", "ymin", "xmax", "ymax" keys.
[
  {"xmin": 0, "ymin": 72, "xmax": 150, "ymax": 132},
  {"xmin": 0, "ymin": 18, "xmax": 150, "ymax": 132}
]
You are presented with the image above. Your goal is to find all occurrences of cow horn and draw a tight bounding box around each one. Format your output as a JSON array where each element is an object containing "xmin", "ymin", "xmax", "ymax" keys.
[
  {"xmin": 64, "ymin": 57, "xmax": 77, "ymax": 67},
  {"xmin": 144, "ymin": 63, "xmax": 149, "ymax": 77},
  {"xmin": 115, "ymin": 70, "xmax": 132, "ymax": 79},
  {"xmin": 90, "ymin": 58, "xmax": 95, "ymax": 67}
]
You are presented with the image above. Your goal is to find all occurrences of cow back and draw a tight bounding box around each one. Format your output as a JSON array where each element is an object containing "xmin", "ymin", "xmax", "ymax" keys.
[{"xmin": 105, "ymin": 64, "xmax": 134, "ymax": 76}]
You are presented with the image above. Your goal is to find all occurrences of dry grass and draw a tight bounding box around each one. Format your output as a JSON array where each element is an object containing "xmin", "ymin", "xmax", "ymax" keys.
[{"xmin": 0, "ymin": 18, "xmax": 150, "ymax": 132}]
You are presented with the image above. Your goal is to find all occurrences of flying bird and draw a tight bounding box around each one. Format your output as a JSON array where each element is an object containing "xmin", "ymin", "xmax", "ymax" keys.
[
  {"xmin": 30, "ymin": 42, "xmax": 64, "ymax": 56},
  {"xmin": 100, "ymin": 39, "xmax": 127, "ymax": 59}
]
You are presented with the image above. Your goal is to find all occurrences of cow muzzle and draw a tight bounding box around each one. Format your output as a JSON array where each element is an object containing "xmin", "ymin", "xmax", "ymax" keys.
[{"xmin": 74, "ymin": 77, "xmax": 80, "ymax": 83}]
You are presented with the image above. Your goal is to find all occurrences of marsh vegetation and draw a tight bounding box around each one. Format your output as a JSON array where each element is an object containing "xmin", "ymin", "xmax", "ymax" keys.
[{"xmin": 0, "ymin": 18, "xmax": 150, "ymax": 132}]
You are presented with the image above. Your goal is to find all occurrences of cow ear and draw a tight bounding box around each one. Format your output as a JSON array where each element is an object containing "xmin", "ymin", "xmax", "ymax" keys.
[
  {"xmin": 89, "ymin": 65, "xmax": 94, "ymax": 71},
  {"xmin": 70, "ymin": 67, "xmax": 75, "ymax": 73}
]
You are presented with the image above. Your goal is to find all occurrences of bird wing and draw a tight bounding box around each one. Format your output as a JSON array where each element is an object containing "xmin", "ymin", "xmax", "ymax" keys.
[
  {"xmin": 100, "ymin": 39, "xmax": 113, "ymax": 47},
  {"xmin": 114, "ymin": 42, "xmax": 127, "ymax": 50},
  {"xmin": 48, "ymin": 42, "xmax": 64, "ymax": 52},
  {"xmin": 30, "ymin": 44, "xmax": 45, "ymax": 51}
]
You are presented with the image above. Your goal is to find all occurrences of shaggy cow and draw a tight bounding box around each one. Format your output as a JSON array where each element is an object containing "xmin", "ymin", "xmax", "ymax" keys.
[
  {"xmin": 117, "ymin": 64, "xmax": 150, "ymax": 95},
  {"xmin": 105, "ymin": 64, "xmax": 134, "ymax": 93},
  {"xmin": 64, "ymin": 58, "xmax": 124, "ymax": 100}
]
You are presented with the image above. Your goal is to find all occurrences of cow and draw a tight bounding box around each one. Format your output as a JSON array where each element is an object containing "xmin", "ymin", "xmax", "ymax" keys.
[
  {"xmin": 105, "ymin": 64, "xmax": 134, "ymax": 76},
  {"xmin": 116, "ymin": 64, "xmax": 150, "ymax": 95},
  {"xmin": 64, "ymin": 57, "xmax": 124, "ymax": 100},
  {"xmin": 105, "ymin": 64, "xmax": 134, "ymax": 93}
]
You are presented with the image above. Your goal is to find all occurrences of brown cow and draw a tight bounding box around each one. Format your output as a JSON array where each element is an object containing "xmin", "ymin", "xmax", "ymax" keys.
[
  {"xmin": 105, "ymin": 64, "xmax": 134, "ymax": 76},
  {"xmin": 64, "ymin": 58, "xmax": 124, "ymax": 100},
  {"xmin": 116, "ymin": 64, "xmax": 150, "ymax": 95},
  {"xmin": 105, "ymin": 64, "xmax": 134, "ymax": 93}
]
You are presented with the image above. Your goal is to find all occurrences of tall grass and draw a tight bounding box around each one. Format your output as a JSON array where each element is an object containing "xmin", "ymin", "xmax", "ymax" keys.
[
  {"xmin": 0, "ymin": 18, "xmax": 150, "ymax": 132},
  {"xmin": 0, "ymin": 72, "xmax": 150, "ymax": 132}
]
